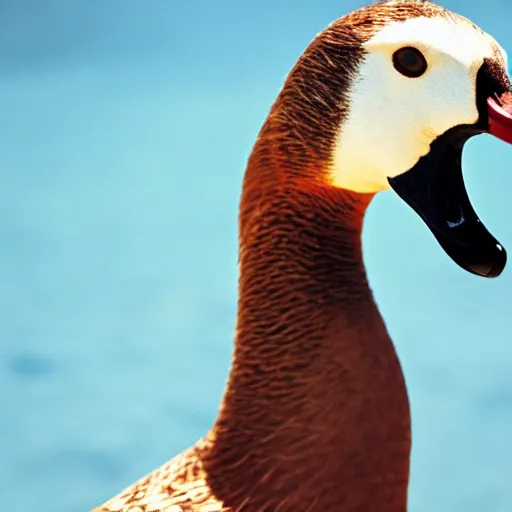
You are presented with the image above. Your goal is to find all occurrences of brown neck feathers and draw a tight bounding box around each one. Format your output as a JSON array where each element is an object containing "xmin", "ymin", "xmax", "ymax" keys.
[{"xmin": 200, "ymin": 171, "xmax": 410, "ymax": 511}]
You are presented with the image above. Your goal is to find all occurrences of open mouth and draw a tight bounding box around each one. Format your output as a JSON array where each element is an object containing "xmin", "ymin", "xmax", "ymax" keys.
[{"xmin": 388, "ymin": 89, "xmax": 512, "ymax": 278}]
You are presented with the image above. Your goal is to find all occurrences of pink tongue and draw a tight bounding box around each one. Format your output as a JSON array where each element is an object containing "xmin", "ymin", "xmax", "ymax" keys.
[{"xmin": 488, "ymin": 94, "xmax": 512, "ymax": 144}]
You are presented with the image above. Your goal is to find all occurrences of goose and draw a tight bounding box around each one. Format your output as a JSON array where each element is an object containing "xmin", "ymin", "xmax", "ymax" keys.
[{"xmin": 92, "ymin": 1, "xmax": 512, "ymax": 511}]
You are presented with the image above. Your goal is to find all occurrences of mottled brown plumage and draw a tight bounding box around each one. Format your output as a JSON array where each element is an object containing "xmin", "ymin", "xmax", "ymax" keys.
[{"xmin": 93, "ymin": 1, "xmax": 479, "ymax": 511}]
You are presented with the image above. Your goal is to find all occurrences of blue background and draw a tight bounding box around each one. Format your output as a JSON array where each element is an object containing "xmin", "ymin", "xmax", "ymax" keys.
[{"xmin": 1, "ymin": 1, "xmax": 511, "ymax": 510}]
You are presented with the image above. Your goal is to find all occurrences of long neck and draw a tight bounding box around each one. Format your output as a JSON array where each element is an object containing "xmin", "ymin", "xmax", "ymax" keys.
[{"xmin": 201, "ymin": 145, "xmax": 411, "ymax": 510}]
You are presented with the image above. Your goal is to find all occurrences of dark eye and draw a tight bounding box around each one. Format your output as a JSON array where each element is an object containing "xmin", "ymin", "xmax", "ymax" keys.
[{"xmin": 392, "ymin": 47, "xmax": 428, "ymax": 78}]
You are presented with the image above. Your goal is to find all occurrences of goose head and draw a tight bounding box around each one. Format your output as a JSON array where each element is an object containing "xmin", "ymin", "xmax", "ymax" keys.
[{"xmin": 318, "ymin": 0, "xmax": 512, "ymax": 278}]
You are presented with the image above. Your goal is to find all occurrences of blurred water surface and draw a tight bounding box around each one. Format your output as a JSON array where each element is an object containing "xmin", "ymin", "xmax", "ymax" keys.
[{"xmin": 1, "ymin": 1, "xmax": 512, "ymax": 511}]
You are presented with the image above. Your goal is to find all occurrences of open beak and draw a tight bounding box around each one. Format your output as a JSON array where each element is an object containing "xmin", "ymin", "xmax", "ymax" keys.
[{"xmin": 389, "ymin": 90, "xmax": 512, "ymax": 279}]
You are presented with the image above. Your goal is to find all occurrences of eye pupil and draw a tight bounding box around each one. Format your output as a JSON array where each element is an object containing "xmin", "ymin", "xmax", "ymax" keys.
[
  {"xmin": 393, "ymin": 46, "xmax": 428, "ymax": 78},
  {"xmin": 400, "ymin": 49, "xmax": 420, "ymax": 68}
]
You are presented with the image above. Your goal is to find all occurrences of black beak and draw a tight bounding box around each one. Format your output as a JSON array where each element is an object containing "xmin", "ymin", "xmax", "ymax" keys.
[
  {"xmin": 388, "ymin": 128, "xmax": 506, "ymax": 278},
  {"xmin": 388, "ymin": 59, "xmax": 512, "ymax": 278}
]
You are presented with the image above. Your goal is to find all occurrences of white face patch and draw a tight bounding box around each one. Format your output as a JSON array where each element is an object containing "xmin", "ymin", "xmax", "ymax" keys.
[{"xmin": 331, "ymin": 15, "xmax": 507, "ymax": 193}]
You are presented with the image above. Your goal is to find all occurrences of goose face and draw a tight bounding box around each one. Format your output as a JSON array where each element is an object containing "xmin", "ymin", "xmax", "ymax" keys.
[{"xmin": 331, "ymin": 11, "xmax": 512, "ymax": 278}]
